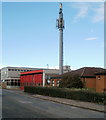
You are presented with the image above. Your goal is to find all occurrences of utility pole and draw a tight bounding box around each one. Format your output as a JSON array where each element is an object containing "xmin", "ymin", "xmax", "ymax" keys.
[{"xmin": 56, "ymin": 3, "xmax": 64, "ymax": 75}]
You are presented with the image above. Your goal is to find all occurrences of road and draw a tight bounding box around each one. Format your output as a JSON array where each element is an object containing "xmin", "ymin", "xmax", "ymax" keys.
[{"xmin": 2, "ymin": 89, "xmax": 104, "ymax": 119}]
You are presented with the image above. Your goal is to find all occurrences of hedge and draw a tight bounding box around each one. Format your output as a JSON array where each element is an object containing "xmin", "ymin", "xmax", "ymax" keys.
[{"xmin": 24, "ymin": 86, "xmax": 106, "ymax": 105}]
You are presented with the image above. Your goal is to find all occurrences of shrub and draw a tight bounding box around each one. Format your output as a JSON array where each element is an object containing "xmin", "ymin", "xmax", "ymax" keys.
[
  {"xmin": 59, "ymin": 74, "xmax": 84, "ymax": 88},
  {"xmin": 24, "ymin": 86, "xmax": 106, "ymax": 104}
]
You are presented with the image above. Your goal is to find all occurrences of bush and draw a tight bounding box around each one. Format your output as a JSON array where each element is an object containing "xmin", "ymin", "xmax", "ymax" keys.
[
  {"xmin": 24, "ymin": 86, "xmax": 106, "ymax": 104},
  {"xmin": 59, "ymin": 74, "xmax": 84, "ymax": 88}
]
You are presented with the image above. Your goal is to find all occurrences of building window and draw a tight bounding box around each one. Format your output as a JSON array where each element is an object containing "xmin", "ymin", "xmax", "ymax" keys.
[
  {"xmin": 98, "ymin": 76, "xmax": 101, "ymax": 80},
  {"xmin": 14, "ymin": 81, "xmax": 17, "ymax": 86},
  {"xmin": 11, "ymin": 81, "xmax": 14, "ymax": 86},
  {"xmin": 52, "ymin": 80, "xmax": 54, "ymax": 86},
  {"xmin": 57, "ymin": 80, "xmax": 60, "ymax": 86},
  {"xmin": 7, "ymin": 81, "xmax": 11, "ymax": 85},
  {"xmin": 8, "ymin": 69, "xmax": 11, "ymax": 71},
  {"xmin": 46, "ymin": 80, "xmax": 50, "ymax": 85},
  {"xmin": 57, "ymin": 80, "xmax": 59, "ymax": 84}
]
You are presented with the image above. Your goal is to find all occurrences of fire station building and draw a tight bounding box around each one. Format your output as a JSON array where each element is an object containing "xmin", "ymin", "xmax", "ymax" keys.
[{"xmin": 20, "ymin": 68, "xmax": 70, "ymax": 90}]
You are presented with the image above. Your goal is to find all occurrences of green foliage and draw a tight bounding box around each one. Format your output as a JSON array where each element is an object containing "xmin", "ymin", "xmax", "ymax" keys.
[
  {"xmin": 59, "ymin": 74, "xmax": 84, "ymax": 88},
  {"xmin": 24, "ymin": 86, "xmax": 106, "ymax": 104}
]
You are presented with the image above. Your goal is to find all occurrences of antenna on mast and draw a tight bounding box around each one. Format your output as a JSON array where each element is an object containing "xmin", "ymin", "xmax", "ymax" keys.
[{"xmin": 60, "ymin": 3, "xmax": 62, "ymax": 9}]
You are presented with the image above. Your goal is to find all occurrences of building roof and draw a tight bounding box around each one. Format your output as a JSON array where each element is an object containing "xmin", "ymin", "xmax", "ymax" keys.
[
  {"xmin": 81, "ymin": 67, "xmax": 104, "ymax": 78},
  {"xmin": 2, "ymin": 66, "xmax": 39, "ymax": 69},
  {"xmin": 20, "ymin": 69, "xmax": 60, "ymax": 75},
  {"xmin": 95, "ymin": 70, "xmax": 106, "ymax": 75},
  {"xmin": 61, "ymin": 67, "xmax": 105, "ymax": 78},
  {"xmin": 1, "ymin": 66, "xmax": 61, "ymax": 71},
  {"xmin": 20, "ymin": 70, "xmax": 43, "ymax": 75}
]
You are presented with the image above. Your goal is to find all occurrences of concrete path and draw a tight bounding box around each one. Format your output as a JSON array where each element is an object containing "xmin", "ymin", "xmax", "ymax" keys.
[{"xmin": 32, "ymin": 94, "xmax": 105, "ymax": 113}]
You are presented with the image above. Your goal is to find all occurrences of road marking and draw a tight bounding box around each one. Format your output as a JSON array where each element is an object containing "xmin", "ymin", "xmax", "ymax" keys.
[{"xmin": 18, "ymin": 100, "xmax": 32, "ymax": 104}]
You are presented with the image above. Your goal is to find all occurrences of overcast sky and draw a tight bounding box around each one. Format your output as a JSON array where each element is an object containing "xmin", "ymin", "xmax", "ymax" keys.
[{"xmin": 1, "ymin": 1, "xmax": 104, "ymax": 70}]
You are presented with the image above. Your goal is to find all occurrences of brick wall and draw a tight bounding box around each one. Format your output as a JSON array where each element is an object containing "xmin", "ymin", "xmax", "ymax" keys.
[
  {"xmin": 81, "ymin": 78, "xmax": 96, "ymax": 89},
  {"xmin": 96, "ymin": 75, "xmax": 106, "ymax": 92}
]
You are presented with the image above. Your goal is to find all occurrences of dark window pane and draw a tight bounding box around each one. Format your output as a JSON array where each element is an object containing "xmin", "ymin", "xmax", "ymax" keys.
[
  {"xmin": 18, "ymin": 82, "xmax": 20, "ymax": 86},
  {"xmin": 11, "ymin": 82, "xmax": 14, "ymax": 86}
]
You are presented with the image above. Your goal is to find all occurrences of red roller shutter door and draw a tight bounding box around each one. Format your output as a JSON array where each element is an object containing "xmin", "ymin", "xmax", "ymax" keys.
[
  {"xmin": 33, "ymin": 74, "xmax": 37, "ymax": 85},
  {"xmin": 27, "ymin": 75, "xmax": 29, "ymax": 86},
  {"xmin": 30, "ymin": 74, "xmax": 34, "ymax": 85},
  {"xmin": 29, "ymin": 75, "xmax": 32, "ymax": 86},
  {"xmin": 39, "ymin": 74, "xmax": 43, "ymax": 85},
  {"xmin": 33, "ymin": 74, "xmax": 43, "ymax": 85},
  {"xmin": 23, "ymin": 76, "xmax": 26, "ymax": 86},
  {"xmin": 39, "ymin": 74, "xmax": 42, "ymax": 84}
]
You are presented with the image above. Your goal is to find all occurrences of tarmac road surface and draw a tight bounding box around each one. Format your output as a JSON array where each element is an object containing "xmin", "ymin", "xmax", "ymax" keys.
[{"xmin": 2, "ymin": 89, "xmax": 105, "ymax": 119}]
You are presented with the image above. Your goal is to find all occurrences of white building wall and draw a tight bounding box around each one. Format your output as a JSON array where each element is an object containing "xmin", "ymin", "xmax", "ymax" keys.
[
  {"xmin": 1, "ymin": 67, "xmax": 39, "ymax": 81},
  {"xmin": 42, "ymin": 71, "xmax": 45, "ymax": 87},
  {"xmin": 44, "ymin": 69, "xmax": 59, "ymax": 74}
]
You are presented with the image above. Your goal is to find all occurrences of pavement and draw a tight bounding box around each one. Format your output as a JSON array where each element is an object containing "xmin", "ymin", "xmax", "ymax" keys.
[{"xmin": 31, "ymin": 94, "xmax": 106, "ymax": 113}]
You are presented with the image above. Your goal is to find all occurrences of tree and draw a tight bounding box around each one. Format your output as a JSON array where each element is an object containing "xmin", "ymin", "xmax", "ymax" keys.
[{"xmin": 59, "ymin": 74, "xmax": 84, "ymax": 88}]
